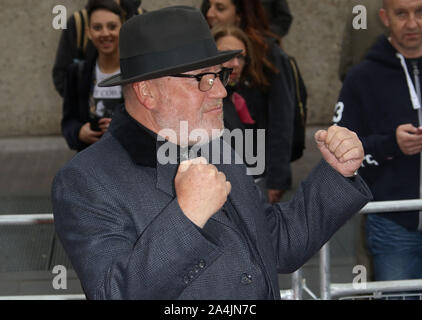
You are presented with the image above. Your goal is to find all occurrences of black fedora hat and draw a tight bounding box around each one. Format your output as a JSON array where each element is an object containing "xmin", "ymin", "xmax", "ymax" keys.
[{"xmin": 99, "ymin": 6, "xmax": 241, "ymax": 87}]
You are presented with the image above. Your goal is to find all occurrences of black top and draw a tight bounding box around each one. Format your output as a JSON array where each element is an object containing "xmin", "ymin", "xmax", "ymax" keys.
[
  {"xmin": 336, "ymin": 35, "xmax": 422, "ymax": 231},
  {"xmin": 223, "ymin": 40, "xmax": 295, "ymax": 190},
  {"xmin": 61, "ymin": 56, "xmax": 96, "ymax": 151}
]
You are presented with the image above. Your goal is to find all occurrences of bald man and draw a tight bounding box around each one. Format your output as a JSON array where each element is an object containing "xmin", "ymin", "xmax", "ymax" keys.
[{"xmin": 335, "ymin": 0, "xmax": 422, "ymax": 283}]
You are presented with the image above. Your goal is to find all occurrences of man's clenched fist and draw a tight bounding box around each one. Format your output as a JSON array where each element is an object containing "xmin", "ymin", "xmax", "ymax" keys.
[
  {"xmin": 315, "ymin": 125, "xmax": 364, "ymax": 177},
  {"xmin": 175, "ymin": 157, "xmax": 232, "ymax": 228}
]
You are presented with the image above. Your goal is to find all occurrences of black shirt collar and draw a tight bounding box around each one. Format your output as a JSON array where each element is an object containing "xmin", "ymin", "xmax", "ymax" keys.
[
  {"xmin": 109, "ymin": 105, "xmax": 161, "ymax": 167},
  {"xmin": 109, "ymin": 105, "xmax": 203, "ymax": 167}
]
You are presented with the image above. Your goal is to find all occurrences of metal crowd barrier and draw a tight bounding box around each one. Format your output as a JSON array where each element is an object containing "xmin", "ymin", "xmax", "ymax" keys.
[
  {"xmin": 319, "ymin": 199, "xmax": 422, "ymax": 300},
  {"xmin": 2, "ymin": 200, "xmax": 422, "ymax": 300},
  {"xmin": 0, "ymin": 213, "xmax": 86, "ymax": 300},
  {"xmin": 281, "ymin": 199, "xmax": 422, "ymax": 300},
  {"xmin": 331, "ymin": 279, "xmax": 422, "ymax": 300}
]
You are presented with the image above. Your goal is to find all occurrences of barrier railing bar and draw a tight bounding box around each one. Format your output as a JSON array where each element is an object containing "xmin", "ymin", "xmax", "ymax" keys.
[
  {"xmin": 358, "ymin": 199, "xmax": 422, "ymax": 214},
  {"xmin": 0, "ymin": 214, "xmax": 53, "ymax": 225},
  {"xmin": 321, "ymin": 199, "xmax": 422, "ymax": 300},
  {"xmin": 330, "ymin": 279, "xmax": 422, "ymax": 298},
  {"xmin": 320, "ymin": 243, "xmax": 331, "ymax": 300},
  {"xmin": 292, "ymin": 269, "xmax": 303, "ymax": 300},
  {"xmin": 279, "ymin": 289, "xmax": 294, "ymax": 300},
  {"xmin": 302, "ymin": 280, "xmax": 319, "ymax": 300}
]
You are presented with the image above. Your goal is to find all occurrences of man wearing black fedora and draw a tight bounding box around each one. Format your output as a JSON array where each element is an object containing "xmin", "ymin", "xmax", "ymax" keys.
[{"xmin": 52, "ymin": 6, "xmax": 372, "ymax": 300}]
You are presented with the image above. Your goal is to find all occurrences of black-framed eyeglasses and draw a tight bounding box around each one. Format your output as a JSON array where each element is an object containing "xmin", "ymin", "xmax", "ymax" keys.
[{"xmin": 169, "ymin": 67, "xmax": 233, "ymax": 92}]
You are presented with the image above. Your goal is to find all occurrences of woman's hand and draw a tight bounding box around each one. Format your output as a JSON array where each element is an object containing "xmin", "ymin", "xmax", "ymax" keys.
[
  {"xmin": 98, "ymin": 118, "xmax": 112, "ymax": 134},
  {"xmin": 78, "ymin": 122, "xmax": 103, "ymax": 145}
]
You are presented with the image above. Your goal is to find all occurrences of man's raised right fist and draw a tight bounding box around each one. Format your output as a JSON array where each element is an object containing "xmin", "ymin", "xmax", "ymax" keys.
[{"xmin": 175, "ymin": 157, "xmax": 232, "ymax": 228}]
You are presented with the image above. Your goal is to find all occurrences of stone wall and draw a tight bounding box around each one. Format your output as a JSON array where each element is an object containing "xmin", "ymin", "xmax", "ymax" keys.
[
  {"xmin": 283, "ymin": 0, "xmax": 350, "ymax": 125},
  {"xmin": 0, "ymin": 0, "xmax": 370, "ymax": 137}
]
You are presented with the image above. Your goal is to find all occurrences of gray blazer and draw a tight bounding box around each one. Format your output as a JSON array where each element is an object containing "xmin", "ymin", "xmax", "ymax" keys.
[{"xmin": 52, "ymin": 116, "xmax": 371, "ymax": 300}]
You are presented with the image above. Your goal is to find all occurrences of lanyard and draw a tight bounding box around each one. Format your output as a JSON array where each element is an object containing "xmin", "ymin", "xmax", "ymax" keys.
[{"xmin": 397, "ymin": 53, "xmax": 421, "ymax": 110}]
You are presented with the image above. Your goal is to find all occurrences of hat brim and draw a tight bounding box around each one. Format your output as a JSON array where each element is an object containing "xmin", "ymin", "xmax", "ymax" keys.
[{"xmin": 98, "ymin": 49, "xmax": 242, "ymax": 87}]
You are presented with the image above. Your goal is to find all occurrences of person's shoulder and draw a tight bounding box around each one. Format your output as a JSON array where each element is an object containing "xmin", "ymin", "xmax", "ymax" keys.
[
  {"xmin": 53, "ymin": 133, "xmax": 156, "ymax": 199},
  {"xmin": 65, "ymin": 9, "xmax": 81, "ymax": 27},
  {"xmin": 58, "ymin": 9, "xmax": 85, "ymax": 38},
  {"xmin": 265, "ymin": 37, "xmax": 289, "ymax": 63},
  {"xmin": 343, "ymin": 58, "xmax": 378, "ymax": 84},
  {"xmin": 265, "ymin": 37, "xmax": 282, "ymax": 52},
  {"xmin": 62, "ymin": 134, "xmax": 126, "ymax": 173},
  {"xmin": 68, "ymin": 53, "xmax": 97, "ymax": 76},
  {"xmin": 347, "ymin": 60, "xmax": 372, "ymax": 76}
]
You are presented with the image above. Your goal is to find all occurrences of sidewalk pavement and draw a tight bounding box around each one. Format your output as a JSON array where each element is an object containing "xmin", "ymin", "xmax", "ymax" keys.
[{"xmin": 0, "ymin": 127, "xmax": 363, "ymax": 298}]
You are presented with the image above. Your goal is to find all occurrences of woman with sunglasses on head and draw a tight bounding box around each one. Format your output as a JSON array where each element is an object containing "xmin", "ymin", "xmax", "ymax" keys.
[
  {"xmin": 206, "ymin": 0, "xmax": 296, "ymax": 204},
  {"xmin": 61, "ymin": 0, "xmax": 124, "ymax": 151}
]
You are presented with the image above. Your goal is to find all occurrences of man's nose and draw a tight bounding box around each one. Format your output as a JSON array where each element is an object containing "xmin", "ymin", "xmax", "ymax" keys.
[
  {"xmin": 209, "ymin": 76, "xmax": 228, "ymax": 99},
  {"xmin": 407, "ymin": 13, "xmax": 419, "ymax": 29}
]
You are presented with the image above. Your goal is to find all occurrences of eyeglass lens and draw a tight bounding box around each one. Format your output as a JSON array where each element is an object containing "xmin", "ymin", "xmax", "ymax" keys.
[{"xmin": 199, "ymin": 69, "xmax": 231, "ymax": 91}]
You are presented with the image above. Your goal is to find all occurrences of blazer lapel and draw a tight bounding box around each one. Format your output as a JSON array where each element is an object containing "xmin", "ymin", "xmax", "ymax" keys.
[
  {"xmin": 217, "ymin": 163, "xmax": 259, "ymax": 241},
  {"xmin": 156, "ymin": 161, "xmax": 178, "ymax": 197}
]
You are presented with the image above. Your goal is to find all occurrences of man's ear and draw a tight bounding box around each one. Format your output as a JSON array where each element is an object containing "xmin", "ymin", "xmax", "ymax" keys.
[
  {"xmin": 132, "ymin": 81, "xmax": 156, "ymax": 110},
  {"xmin": 379, "ymin": 8, "xmax": 390, "ymax": 28}
]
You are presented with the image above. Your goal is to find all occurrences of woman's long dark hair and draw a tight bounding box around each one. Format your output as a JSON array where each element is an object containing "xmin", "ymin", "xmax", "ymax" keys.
[
  {"xmin": 86, "ymin": 0, "xmax": 141, "ymax": 21},
  {"xmin": 120, "ymin": 0, "xmax": 141, "ymax": 19},
  {"xmin": 86, "ymin": 0, "xmax": 124, "ymax": 22},
  {"xmin": 202, "ymin": 0, "xmax": 279, "ymax": 87}
]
